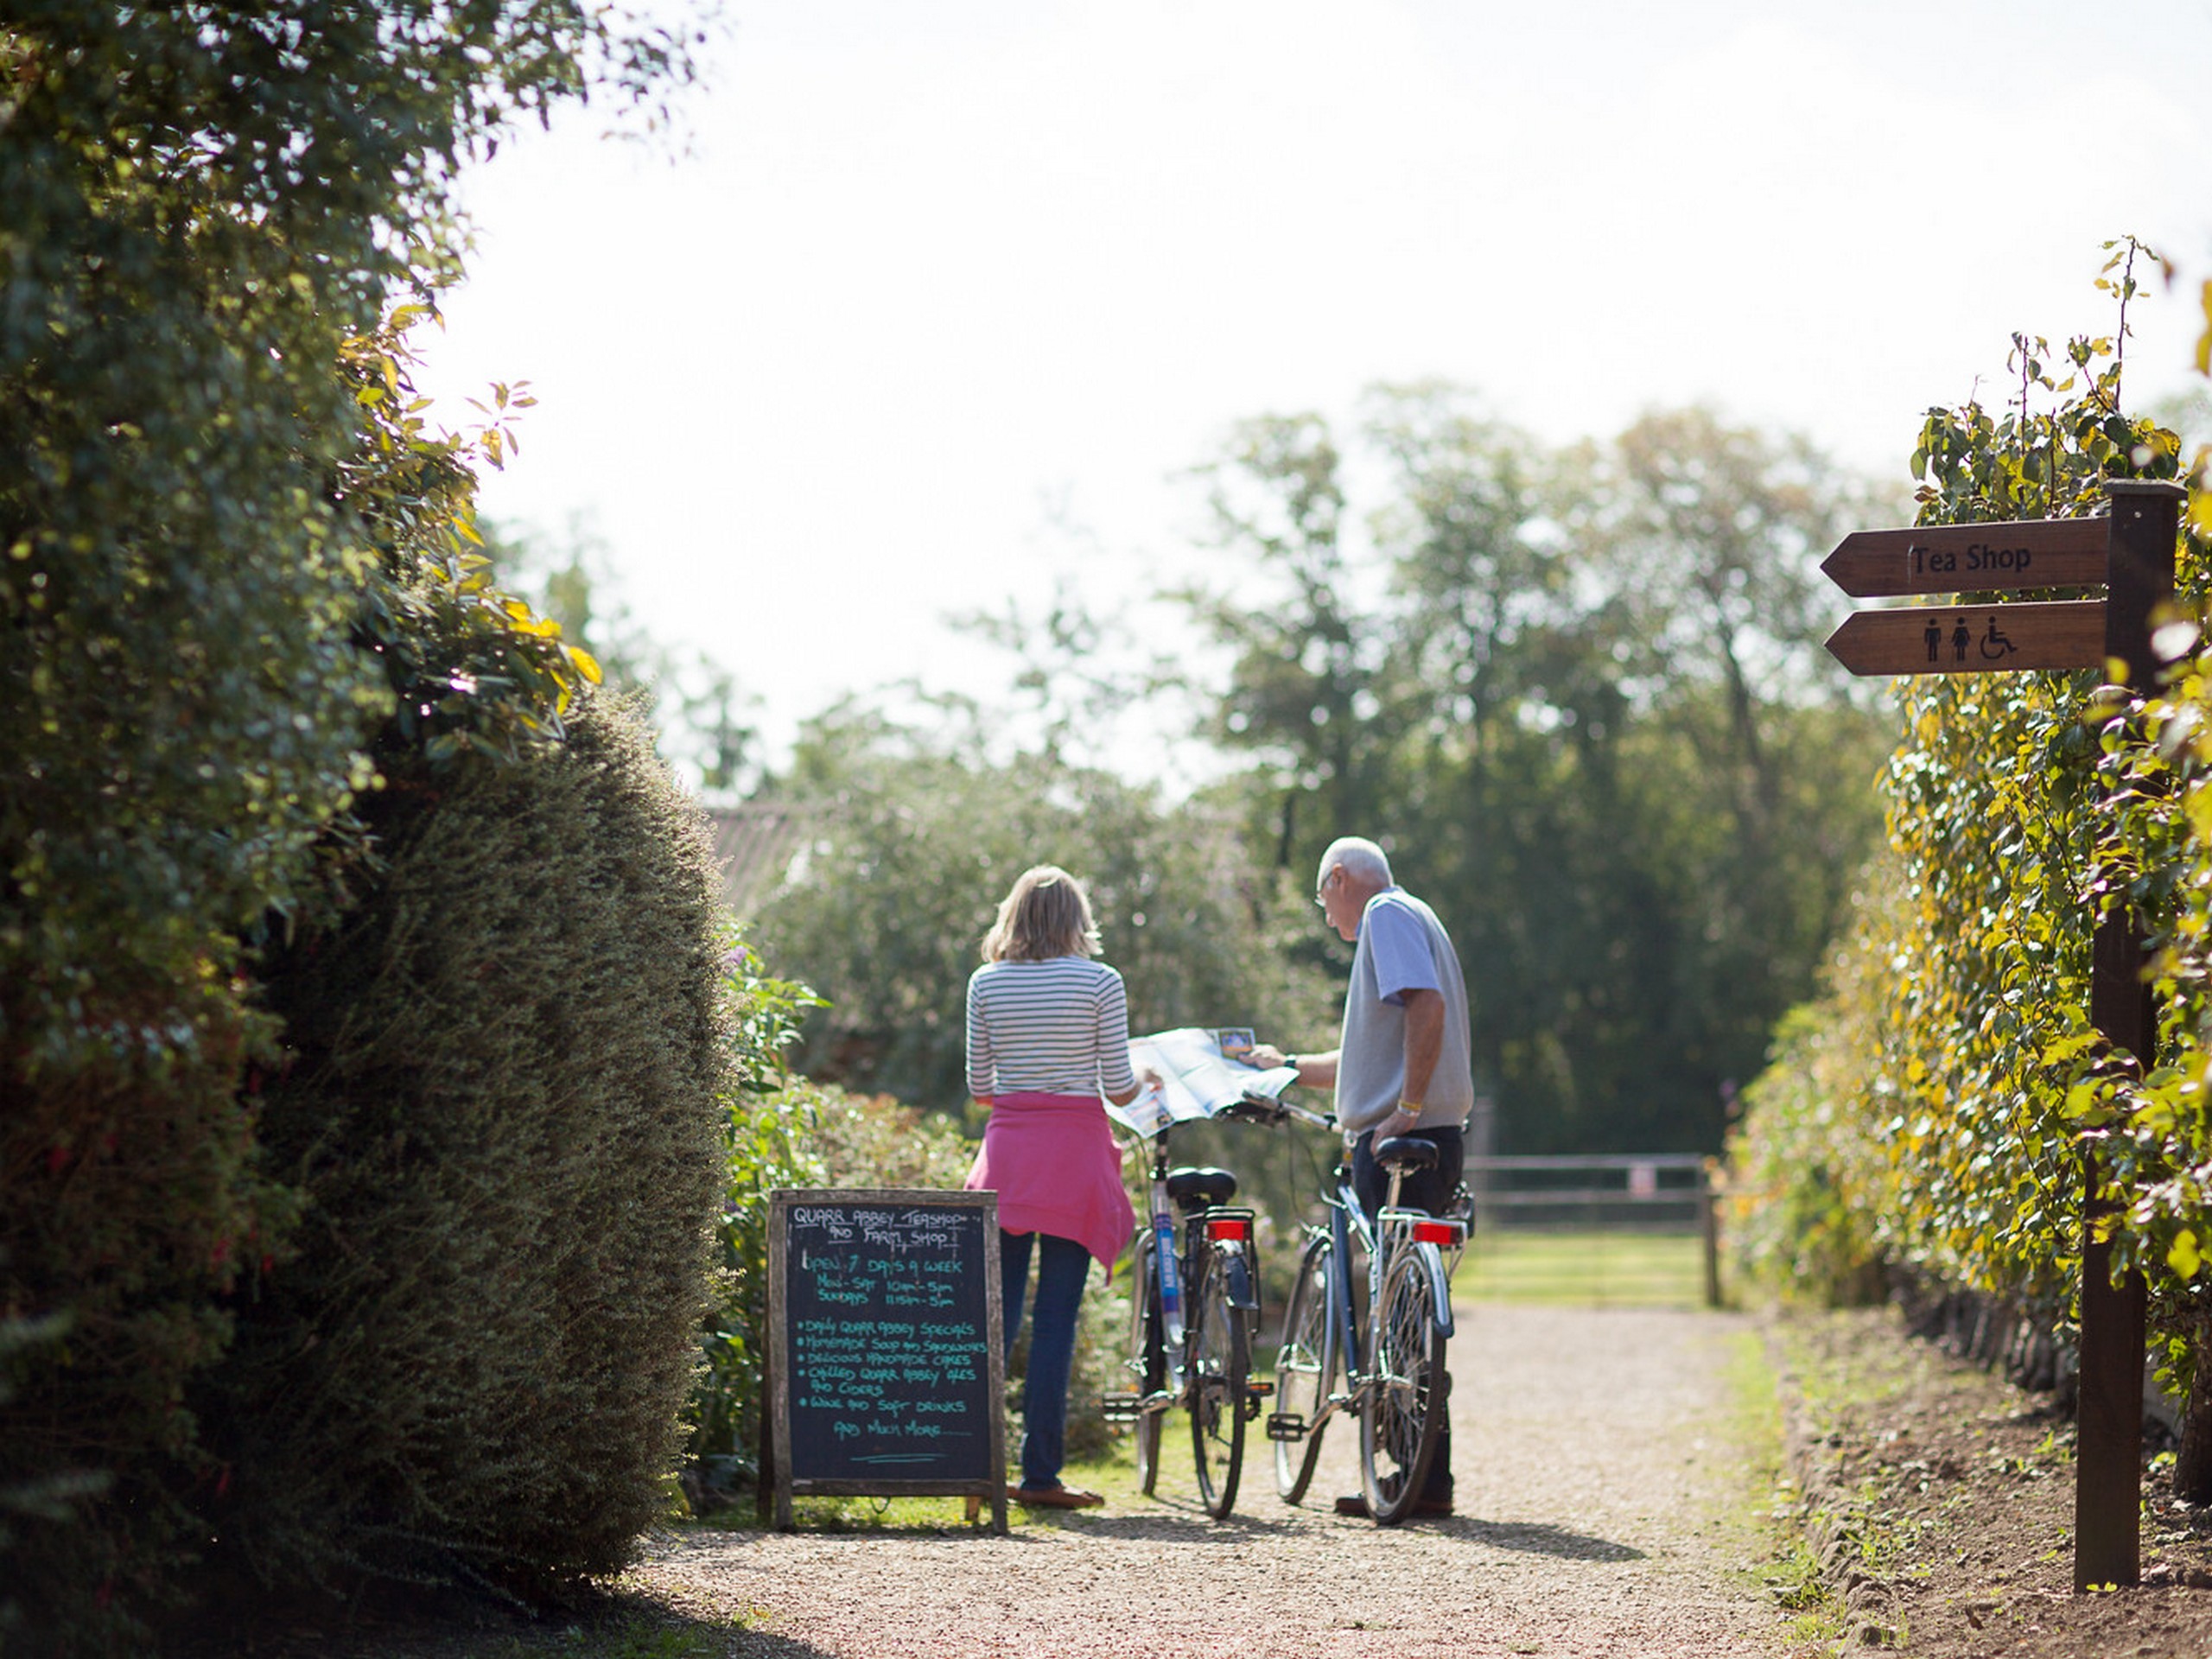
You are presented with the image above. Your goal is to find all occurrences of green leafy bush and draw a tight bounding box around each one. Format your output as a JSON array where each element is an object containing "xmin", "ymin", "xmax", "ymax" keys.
[
  {"xmin": 1729, "ymin": 248, "xmax": 2211, "ymax": 1368},
  {"xmin": 1723, "ymin": 877, "xmax": 1897, "ymax": 1305},
  {"xmin": 190, "ymin": 696, "xmax": 730, "ymax": 1599},
  {"xmin": 2, "ymin": 4, "xmax": 698, "ymax": 1643}
]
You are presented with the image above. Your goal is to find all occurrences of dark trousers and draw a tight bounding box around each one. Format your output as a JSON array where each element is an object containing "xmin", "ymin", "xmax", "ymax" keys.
[
  {"xmin": 1000, "ymin": 1229, "xmax": 1091, "ymax": 1491},
  {"xmin": 1352, "ymin": 1125, "xmax": 1463, "ymax": 1500}
]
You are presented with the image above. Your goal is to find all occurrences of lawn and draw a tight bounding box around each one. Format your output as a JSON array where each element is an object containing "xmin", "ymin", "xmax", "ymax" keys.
[{"xmin": 1452, "ymin": 1227, "xmax": 1710, "ymax": 1308}]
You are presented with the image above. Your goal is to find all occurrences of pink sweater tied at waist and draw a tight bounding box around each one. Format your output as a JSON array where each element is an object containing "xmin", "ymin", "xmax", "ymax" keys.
[{"xmin": 963, "ymin": 1091, "xmax": 1135, "ymax": 1275}]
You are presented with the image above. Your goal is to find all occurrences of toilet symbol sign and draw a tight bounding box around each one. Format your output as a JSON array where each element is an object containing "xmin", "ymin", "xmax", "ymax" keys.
[
  {"xmin": 1826, "ymin": 600, "xmax": 2102, "ymax": 677},
  {"xmin": 1915, "ymin": 613, "xmax": 2022, "ymax": 664}
]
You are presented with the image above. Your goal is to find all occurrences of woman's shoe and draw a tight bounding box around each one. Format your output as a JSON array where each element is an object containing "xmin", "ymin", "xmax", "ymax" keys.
[{"xmin": 1010, "ymin": 1484, "xmax": 1105, "ymax": 1509}]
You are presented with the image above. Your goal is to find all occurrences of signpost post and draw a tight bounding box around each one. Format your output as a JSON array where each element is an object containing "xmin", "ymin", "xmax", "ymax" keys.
[{"xmin": 1821, "ymin": 480, "xmax": 2185, "ymax": 1593}]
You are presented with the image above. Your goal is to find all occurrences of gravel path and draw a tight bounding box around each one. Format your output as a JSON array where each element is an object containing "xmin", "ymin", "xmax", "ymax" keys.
[{"xmin": 646, "ymin": 1304, "xmax": 1788, "ymax": 1658}]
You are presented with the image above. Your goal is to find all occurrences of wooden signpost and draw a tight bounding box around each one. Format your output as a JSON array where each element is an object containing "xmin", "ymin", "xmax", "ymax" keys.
[
  {"xmin": 1825, "ymin": 601, "xmax": 2105, "ymax": 676},
  {"xmin": 1822, "ymin": 480, "xmax": 2185, "ymax": 1594},
  {"xmin": 1820, "ymin": 516, "xmax": 2112, "ymax": 599}
]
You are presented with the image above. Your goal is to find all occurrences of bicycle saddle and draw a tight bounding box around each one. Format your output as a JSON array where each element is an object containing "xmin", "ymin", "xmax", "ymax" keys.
[
  {"xmin": 1166, "ymin": 1166, "xmax": 1238, "ymax": 1210},
  {"xmin": 1371, "ymin": 1135, "xmax": 1439, "ymax": 1171}
]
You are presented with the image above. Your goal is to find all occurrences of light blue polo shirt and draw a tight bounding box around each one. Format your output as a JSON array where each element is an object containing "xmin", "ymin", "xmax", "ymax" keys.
[{"xmin": 1336, "ymin": 887, "xmax": 1475, "ymax": 1137}]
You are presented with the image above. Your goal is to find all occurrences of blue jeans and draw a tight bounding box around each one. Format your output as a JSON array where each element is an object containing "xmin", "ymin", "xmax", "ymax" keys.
[
  {"xmin": 1352, "ymin": 1126, "xmax": 1462, "ymax": 1501},
  {"xmin": 1000, "ymin": 1229, "xmax": 1092, "ymax": 1491}
]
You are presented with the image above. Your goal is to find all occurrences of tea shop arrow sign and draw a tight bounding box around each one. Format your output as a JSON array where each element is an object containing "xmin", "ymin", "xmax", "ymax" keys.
[
  {"xmin": 1823, "ymin": 600, "xmax": 2106, "ymax": 677},
  {"xmin": 1820, "ymin": 517, "xmax": 2107, "ymax": 598}
]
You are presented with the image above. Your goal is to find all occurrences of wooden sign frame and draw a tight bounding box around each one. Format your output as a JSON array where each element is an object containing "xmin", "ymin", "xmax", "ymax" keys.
[{"xmin": 765, "ymin": 1187, "xmax": 1007, "ymax": 1533}]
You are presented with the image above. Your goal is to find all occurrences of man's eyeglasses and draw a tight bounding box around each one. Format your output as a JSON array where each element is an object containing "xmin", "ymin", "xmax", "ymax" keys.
[{"xmin": 1313, "ymin": 867, "xmax": 1338, "ymax": 908}]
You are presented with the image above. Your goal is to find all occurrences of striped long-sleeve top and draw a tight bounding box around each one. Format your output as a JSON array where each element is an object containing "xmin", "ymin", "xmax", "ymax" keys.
[{"xmin": 964, "ymin": 955, "xmax": 1140, "ymax": 1101}]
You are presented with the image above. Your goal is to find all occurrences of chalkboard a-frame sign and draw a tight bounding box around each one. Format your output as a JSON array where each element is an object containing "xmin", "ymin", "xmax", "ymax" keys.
[{"xmin": 766, "ymin": 1189, "xmax": 1007, "ymax": 1532}]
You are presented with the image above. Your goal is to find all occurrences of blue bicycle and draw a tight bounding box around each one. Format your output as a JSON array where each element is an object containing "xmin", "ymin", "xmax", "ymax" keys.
[{"xmin": 1267, "ymin": 1103, "xmax": 1468, "ymax": 1523}]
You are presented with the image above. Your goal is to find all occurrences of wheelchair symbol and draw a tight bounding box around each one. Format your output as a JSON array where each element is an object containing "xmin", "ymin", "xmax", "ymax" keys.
[{"xmin": 1979, "ymin": 617, "xmax": 2017, "ymax": 661}]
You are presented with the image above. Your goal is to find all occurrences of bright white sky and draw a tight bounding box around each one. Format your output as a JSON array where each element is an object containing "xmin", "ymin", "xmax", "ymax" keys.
[{"xmin": 416, "ymin": 0, "xmax": 2212, "ymax": 779}]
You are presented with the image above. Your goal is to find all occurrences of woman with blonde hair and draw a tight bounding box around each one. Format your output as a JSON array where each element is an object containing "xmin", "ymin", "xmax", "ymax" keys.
[{"xmin": 963, "ymin": 864, "xmax": 1142, "ymax": 1510}]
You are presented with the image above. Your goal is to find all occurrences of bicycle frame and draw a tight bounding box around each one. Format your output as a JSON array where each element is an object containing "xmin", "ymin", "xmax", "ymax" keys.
[{"xmin": 1321, "ymin": 1160, "xmax": 1373, "ymax": 1413}]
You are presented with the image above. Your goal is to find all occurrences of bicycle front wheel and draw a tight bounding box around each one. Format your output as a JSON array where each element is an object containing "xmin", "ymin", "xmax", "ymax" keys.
[
  {"xmin": 1186, "ymin": 1249, "xmax": 1249, "ymax": 1519},
  {"xmin": 1273, "ymin": 1232, "xmax": 1336, "ymax": 1504},
  {"xmin": 1128, "ymin": 1230, "xmax": 1165, "ymax": 1495},
  {"xmin": 1358, "ymin": 1243, "xmax": 1447, "ymax": 1525}
]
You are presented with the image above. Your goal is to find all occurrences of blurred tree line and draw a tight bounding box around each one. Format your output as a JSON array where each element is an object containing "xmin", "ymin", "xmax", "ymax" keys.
[{"xmin": 588, "ymin": 385, "xmax": 1902, "ymax": 1159}]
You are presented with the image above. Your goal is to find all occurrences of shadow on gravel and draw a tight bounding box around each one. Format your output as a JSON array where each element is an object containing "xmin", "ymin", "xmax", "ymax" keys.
[
  {"xmin": 1059, "ymin": 1508, "xmax": 1315, "ymax": 1543},
  {"xmin": 1446, "ymin": 1520, "xmax": 1645, "ymax": 1561}
]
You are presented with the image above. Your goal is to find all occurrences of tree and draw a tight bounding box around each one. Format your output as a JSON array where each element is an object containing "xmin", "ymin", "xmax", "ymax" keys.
[
  {"xmin": 1179, "ymin": 413, "xmax": 1400, "ymax": 871},
  {"xmin": 196, "ymin": 697, "xmax": 729, "ymax": 1599},
  {"xmin": 749, "ymin": 702, "xmax": 1340, "ymax": 1110},
  {"xmin": 482, "ymin": 516, "xmax": 764, "ymax": 795},
  {"xmin": 0, "ymin": 5, "xmax": 700, "ymax": 1645},
  {"xmin": 1174, "ymin": 389, "xmax": 1894, "ymax": 1154}
]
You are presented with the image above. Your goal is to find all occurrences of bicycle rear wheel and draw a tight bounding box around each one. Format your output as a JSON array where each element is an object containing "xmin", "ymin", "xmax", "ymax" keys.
[
  {"xmin": 1186, "ymin": 1249, "xmax": 1249, "ymax": 1519},
  {"xmin": 1128, "ymin": 1230, "xmax": 1165, "ymax": 1495},
  {"xmin": 1273, "ymin": 1233, "xmax": 1336, "ymax": 1504},
  {"xmin": 1358, "ymin": 1243, "xmax": 1446, "ymax": 1525}
]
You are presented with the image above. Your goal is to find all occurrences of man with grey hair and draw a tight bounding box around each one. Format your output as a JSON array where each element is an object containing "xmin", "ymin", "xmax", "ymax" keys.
[{"xmin": 1251, "ymin": 835, "xmax": 1473, "ymax": 1517}]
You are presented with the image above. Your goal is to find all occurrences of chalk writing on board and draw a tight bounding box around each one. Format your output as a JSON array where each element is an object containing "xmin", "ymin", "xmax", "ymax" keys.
[{"xmin": 781, "ymin": 1199, "xmax": 996, "ymax": 1481}]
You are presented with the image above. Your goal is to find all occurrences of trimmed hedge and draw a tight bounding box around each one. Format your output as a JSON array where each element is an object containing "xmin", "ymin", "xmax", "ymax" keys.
[{"xmin": 188, "ymin": 696, "xmax": 730, "ymax": 1599}]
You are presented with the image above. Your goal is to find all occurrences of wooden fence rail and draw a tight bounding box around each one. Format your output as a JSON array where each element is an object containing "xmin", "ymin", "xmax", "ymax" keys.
[{"xmin": 1465, "ymin": 1154, "xmax": 1720, "ymax": 1308}]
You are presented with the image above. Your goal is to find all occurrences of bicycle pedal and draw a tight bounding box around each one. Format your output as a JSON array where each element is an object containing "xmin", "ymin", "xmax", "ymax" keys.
[
  {"xmin": 1265, "ymin": 1412, "xmax": 1306, "ymax": 1441},
  {"xmin": 1098, "ymin": 1391, "xmax": 1142, "ymax": 1422},
  {"xmin": 1245, "ymin": 1378, "xmax": 1274, "ymax": 1396}
]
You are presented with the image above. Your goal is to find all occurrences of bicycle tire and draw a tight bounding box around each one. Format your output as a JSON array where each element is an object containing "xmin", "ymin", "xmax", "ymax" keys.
[
  {"xmin": 1128, "ymin": 1230, "xmax": 1165, "ymax": 1495},
  {"xmin": 1273, "ymin": 1232, "xmax": 1336, "ymax": 1504},
  {"xmin": 1358, "ymin": 1243, "xmax": 1446, "ymax": 1525},
  {"xmin": 1186, "ymin": 1248, "xmax": 1249, "ymax": 1519}
]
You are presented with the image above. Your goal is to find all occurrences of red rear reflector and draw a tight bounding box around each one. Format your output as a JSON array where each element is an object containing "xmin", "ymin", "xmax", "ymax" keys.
[
  {"xmin": 1412, "ymin": 1221, "xmax": 1461, "ymax": 1246},
  {"xmin": 1206, "ymin": 1217, "xmax": 1250, "ymax": 1242}
]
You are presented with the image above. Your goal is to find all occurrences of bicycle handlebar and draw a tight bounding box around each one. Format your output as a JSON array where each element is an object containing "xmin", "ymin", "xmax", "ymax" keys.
[{"xmin": 1219, "ymin": 1093, "xmax": 1335, "ymax": 1132}]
